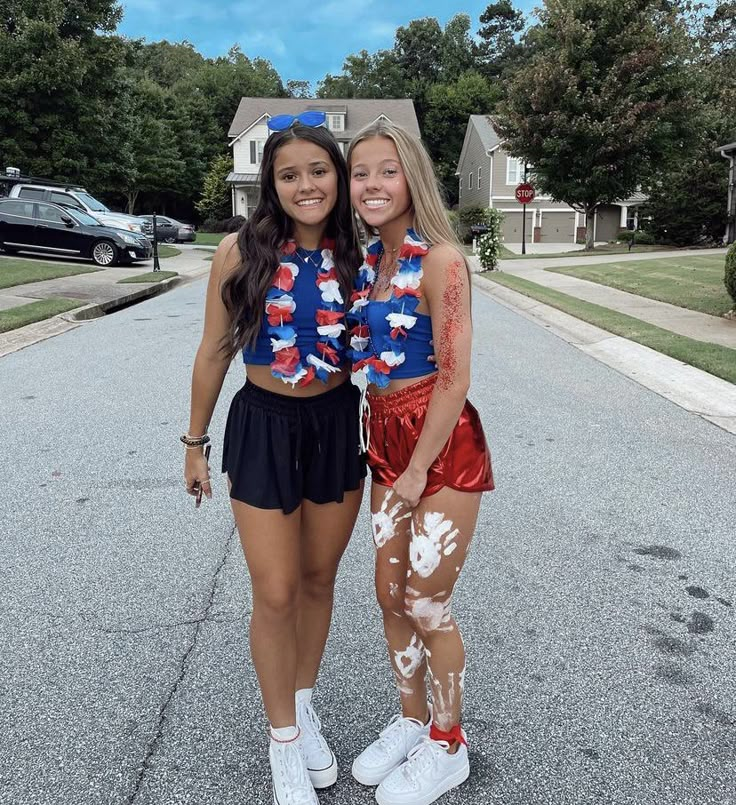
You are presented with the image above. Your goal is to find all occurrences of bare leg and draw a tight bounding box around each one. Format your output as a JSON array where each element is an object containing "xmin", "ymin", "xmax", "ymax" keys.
[
  {"xmin": 296, "ymin": 487, "xmax": 364, "ymax": 689},
  {"xmin": 231, "ymin": 498, "xmax": 301, "ymax": 729},
  {"xmin": 403, "ymin": 487, "xmax": 481, "ymax": 743},
  {"xmin": 372, "ymin": 483, "xmax": 430, "ymax": 724}
]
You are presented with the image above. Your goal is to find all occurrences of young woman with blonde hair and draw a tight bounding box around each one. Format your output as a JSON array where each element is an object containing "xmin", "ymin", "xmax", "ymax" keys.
[{"xmin": 347, "ymin": 121, "xmax": 494, "ymax": 805}]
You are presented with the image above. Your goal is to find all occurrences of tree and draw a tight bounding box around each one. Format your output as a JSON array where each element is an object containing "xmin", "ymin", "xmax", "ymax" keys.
[
  {"xmin": 0, "ymin": 0, "xmax": 130, "ymax": 186},
  {"xmin": 644, "ymin": 1, "xmax": 736, "ymax": 244},
  {"xmin": 286, "ymin": 79, "xmax": 313, "ymax": 98},
  {"xmin": 196, "ymin": 153, "xmax": 233, "ymax": 221},
  {"xmin": 494, "ymin": 0, "xmax": 694, "ymax": 249},
  {"xmin": 477, "ymin": 0, "xmax": 527, "ymax": 78},
  {"xmin": 425, "ymin": 72, "xmax": 502, "ymax": 204}
]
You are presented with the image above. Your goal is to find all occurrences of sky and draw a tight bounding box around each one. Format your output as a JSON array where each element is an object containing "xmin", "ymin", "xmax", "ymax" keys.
[{"xmin": 118, "ymin": 0, "xmax": 537, "ymax": 88}]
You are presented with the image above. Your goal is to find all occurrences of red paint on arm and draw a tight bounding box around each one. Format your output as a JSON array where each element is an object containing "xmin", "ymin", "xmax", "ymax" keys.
[{"xmin": 437, "ymin": 259, "xmax": 466, "ymax": 391}]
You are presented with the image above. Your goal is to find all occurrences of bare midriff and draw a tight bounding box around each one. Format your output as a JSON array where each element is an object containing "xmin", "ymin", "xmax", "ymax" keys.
[{"xmin": 245, "ymin": 364, "xmax": 351, "ymax": 397}]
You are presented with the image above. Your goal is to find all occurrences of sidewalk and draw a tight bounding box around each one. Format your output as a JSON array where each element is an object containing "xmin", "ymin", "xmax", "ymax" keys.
[
  {"xmin": 470, "ymin": 248, "xmax": 736, "ymax": 349},
  {"xmin": 0, "ymin": 247, "xmax": 214, "ymax": 357}
]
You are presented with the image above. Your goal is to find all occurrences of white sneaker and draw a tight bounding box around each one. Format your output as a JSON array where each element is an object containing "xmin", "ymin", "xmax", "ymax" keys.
[
  {"xmin": 296, "ymin": 689, "xmax": 338, "ymax": 788},
  {"xmin": 269, "ymin": 732, "xmax": 319, "ymax": 805},
  {"xmin": 375, "ymin": 735, "xmax": 469, "ymax": 805},
  {"xmin": 352, "ymin": 714, "xmax": 430, "ymax": 786}
]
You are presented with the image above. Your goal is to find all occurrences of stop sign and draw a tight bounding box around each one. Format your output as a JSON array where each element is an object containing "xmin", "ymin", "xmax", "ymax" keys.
[{"xmin": 515, "ymin": 183, "xmax": 535, "ymax": 204}]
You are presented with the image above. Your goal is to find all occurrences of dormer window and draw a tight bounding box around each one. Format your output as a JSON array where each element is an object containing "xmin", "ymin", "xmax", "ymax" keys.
[{"xmin": 327, "ymin": 114, "xmax": 344, "ymax": 132}]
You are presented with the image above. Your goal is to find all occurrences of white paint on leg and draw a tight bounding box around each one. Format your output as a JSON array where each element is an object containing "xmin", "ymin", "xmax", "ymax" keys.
[
  {"xmin": 393, "ymin": 634, "xmax": 426, "ymax": 679},
  {"xmin": 389, "ymin": 582, "xmax": 399, "ymax": 599},
  {"xmin": 389, "ymin": 557, "xmax": 399, "ymax": 565},
  {"xmin": 405, "ymin": 595, "xmax": 453, "ymax": 632},
  {"xmin": 409, "ymin": 512, "xmax": 459, "ymax": 578},
  {"xmin": 372, "ymin": 490, "xmax": 411, "ymax": 549}
]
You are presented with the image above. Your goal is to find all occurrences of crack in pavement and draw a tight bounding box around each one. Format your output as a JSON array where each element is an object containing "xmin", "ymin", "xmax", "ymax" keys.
[{"xmin": 126, "ymin": 524, "xmax": 238, "ymax": 805}]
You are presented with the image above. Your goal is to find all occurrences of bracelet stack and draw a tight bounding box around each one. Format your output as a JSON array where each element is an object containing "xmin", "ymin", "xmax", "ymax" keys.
[{"xmin": 180, "ymin": 433, "xmax": 211, "ymax": 450}]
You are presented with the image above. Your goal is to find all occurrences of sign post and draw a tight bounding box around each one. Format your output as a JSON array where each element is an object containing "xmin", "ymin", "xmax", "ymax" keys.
[{"xmin": 515, "ymin": 181, "xmax": 535, "ymax": 255}]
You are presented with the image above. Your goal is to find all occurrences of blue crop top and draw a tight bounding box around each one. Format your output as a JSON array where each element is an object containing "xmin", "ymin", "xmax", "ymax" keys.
[
  {"xmin": 349, "ymin": 228, "xmax": 437, "ymax": 385},
  {"xmin": 242, "ymin": 247, "xmax": 347, "ymax": 370},
  {"xmin": 364, "ymin": 302, "xmax": 436, "ymax": 379}
]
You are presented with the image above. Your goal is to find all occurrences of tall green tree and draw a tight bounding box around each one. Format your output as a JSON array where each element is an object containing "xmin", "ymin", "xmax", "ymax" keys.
[
  {"xmin": 425, "ymin": 72, "xmax": 502, "ymax": 204},
  {"xmin": 645, "ymin": 0, "xmax": 736, "ymax": 244},
  {"xmin": 494, "ymin": 0, "xmax": 693, "ymax": 249},
  {"xmin": 477, "ymin": 0, "xmax": 527, "ymax": 79},
  {"xmin": 196, "ymin": 153, "xmax": 233, "ymax": 221},
  {"xmin": 0, "ymin": 0, "xmax": 129, "ymax": 185}
]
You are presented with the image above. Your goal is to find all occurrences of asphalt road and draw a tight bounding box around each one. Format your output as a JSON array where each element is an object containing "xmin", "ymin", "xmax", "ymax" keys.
[{"xmin": 1, "ymin": 278, "xmax": 734, "ymax": 805}]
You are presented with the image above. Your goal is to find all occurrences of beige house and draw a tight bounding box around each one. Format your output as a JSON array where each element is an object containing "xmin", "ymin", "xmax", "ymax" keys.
[
  {"xmin": 226, "ymin": 98, "xmax": 420, "ymax": 218},
  {"xmin": 456, "ymin": 115, "xmax": 646, "ymax": 245}
]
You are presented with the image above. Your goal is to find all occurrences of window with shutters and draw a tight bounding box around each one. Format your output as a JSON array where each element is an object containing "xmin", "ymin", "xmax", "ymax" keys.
[{"xmin": 249, "ymin": 140, "xmax": 266, "ymax": 165}]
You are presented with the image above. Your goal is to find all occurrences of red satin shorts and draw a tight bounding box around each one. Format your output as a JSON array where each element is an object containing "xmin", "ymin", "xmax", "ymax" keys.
[{"xmin": 365, "ymin": 374, "xmax": 494, "ymax": 497}]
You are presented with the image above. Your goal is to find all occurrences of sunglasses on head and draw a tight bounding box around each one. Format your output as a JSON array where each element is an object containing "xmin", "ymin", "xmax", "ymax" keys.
[{"xmin": 267, "ymin": 111, "xmax": 327, "ymax": 132}]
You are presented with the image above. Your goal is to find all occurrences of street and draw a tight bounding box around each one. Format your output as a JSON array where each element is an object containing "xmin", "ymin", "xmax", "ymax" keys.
[{"xmin": 1, "ymin": 276, "xmax": 734, "ymax": 805}]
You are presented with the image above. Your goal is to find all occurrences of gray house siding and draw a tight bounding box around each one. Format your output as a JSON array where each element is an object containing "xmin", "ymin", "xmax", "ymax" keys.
[
  {"xmin": 458, "ymin": 124, "xmax": 489, "ymax": 209},
  {"xmin": 596, "ymin": 205, "xmax": 621, "ymax": 242}
]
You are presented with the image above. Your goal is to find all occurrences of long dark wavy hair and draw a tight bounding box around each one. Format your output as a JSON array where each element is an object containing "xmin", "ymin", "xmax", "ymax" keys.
[{"xmin": 221, "ymin": 124, "xmax": 361, "ymax": 356}]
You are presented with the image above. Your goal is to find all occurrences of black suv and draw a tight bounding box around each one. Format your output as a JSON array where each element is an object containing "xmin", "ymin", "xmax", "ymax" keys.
[{"xmin": 0, "ymin": 199, "xmax": 152, "ymax": 266}]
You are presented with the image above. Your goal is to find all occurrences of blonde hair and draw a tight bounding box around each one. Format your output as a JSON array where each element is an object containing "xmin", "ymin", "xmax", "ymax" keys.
[{"xmin": 347, "ymin": 120, "xmax": 467, "ymax": 269}]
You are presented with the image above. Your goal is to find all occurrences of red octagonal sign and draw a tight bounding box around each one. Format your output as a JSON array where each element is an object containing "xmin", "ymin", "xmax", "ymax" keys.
[{"xmin": 515, "ymin": 183, "xmax": 535, "ymax": 204}]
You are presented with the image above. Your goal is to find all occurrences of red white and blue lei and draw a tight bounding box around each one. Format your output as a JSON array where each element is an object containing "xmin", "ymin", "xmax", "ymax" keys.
[
  {"xmin": 266, "ymin": 238, "xmax": 346, "ymax": 387},
  {"xmin": 348, "ymin": 228, "xmax": 429, "ymax": 388}
]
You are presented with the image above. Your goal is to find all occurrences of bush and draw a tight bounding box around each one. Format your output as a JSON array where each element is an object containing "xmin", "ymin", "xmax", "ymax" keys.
[
  {"xmin": 617, "ymin": 229, "xmax": 656, "ymax": 245},
  {"xmin": 201, "ymin": 215, "xmax": 245, "ymax": 233},
  {"xmin": 477, "ymin": 209, "xmax": 504, "ymax": 271},
  {"xmin": 457, "ymin": 206, "xmax": 498, "ymax": 244},
  {"xmin": 725, "ymin": 243, "xmax": 736, "ymax": 306}
]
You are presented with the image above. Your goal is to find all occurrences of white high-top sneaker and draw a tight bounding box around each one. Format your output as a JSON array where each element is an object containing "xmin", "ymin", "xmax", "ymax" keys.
[
  {"xmin": 296, "ymin": 688, "xmax": 338, "ymax": 788},
  {"xmin": 352, "ymin": 714, "xmax": 430, "ymax": 786},
  {"xmin": 269, "ymin": 729, "xmax": 319, "ymax": 805},
  {"xmin": 375, "ymin": 733, "xmax": 470, "ymax": 805}
]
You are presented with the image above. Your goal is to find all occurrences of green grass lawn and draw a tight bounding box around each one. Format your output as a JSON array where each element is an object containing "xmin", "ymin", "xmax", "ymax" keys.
[
  {"xmin": 0, "ymin": 257, "xmax": 97, "ymax": 289},
  {"xmin": 194, "ymin": 232, "xmax": 227, "ymax": 246},
  {"xmin": 118, "ymin": 271, "xmax": 178, "ymax": 284},
  {"xmin": 546, "ymin": 255, "xmax": 733, "ymax": 317},
  {"xmin": 0, "ymin": 297, "xmax": 84, "ymax": 333},
  {"xmin": 483, "ymin": 272, "xmax": 736, "ymax": 384},
  {"xmin": 157, "ymin": 245, "xmax": 181, "ymax": 258}
]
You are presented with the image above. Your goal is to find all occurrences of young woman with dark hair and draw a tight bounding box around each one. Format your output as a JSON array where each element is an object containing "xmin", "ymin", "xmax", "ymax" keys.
[
  {"xmin": 347, "ymin": 121, "xmax": 494, "ymax": 805},
  {"xmin": 183, "ymin": 118, "xmax": 365, "ymax": 805}
]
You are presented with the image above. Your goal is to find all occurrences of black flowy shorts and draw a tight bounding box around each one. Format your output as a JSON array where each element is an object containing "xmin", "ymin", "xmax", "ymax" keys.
[{"xmin": 222, "ymin": 378, "xmax": 366, "ymax": 514}]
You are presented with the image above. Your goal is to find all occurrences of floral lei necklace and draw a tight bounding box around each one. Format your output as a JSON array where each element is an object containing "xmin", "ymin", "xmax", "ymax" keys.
[
  {"xmin": 347, "ymin": 228, "xmax": 429, "ymax": 388},
  {"xmin": 265, "ymin": 237, "xmax": 346, "ymax": 387}
]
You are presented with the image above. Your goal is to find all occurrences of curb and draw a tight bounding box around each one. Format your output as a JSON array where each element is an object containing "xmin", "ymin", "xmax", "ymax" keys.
[
  {"xmin": 67, "ymin": 274, "xmax": 183, "ymax": 321},
  {"xmin": 472, "ymin": 272, "xmax": 736, "ymax": 436},
  {"xmin": 0, "ymin": 267, "xmax": 210, "ymax": 359}
]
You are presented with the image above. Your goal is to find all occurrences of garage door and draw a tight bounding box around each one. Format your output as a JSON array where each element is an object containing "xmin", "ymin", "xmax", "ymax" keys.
[
  {"xmin": 540, "ymin": 212, "xmax": 575, "ymax": 242},
  {"xmin": 500, "ymin": 210, "xmax": 533, "ymax": 244}
]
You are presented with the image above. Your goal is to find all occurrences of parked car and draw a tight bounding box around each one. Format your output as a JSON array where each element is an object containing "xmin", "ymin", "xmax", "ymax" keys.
[
  {"xmin": 137, "ymin": 215, "xmax": 196, "ymax": 243},
  {"xmin": 8, "ymin": 182, "xmax": 153, "ymax": 237},
  {"xmin": 0, "ymin": 199, "xmax": 152, "ymax": 266}
]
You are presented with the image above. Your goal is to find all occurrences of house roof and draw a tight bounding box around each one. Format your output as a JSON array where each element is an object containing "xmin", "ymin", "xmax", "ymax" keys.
[
  {"xmin": 717, "ymin": 141, "xmax": 736, "ymax": 153},
  {"xmin": 226, "ymin": 172, "xmax": 259, "ymax": 184},
  {"xmin": 456, "ymin": 115, "xmax": 503, "ymax": 174},
  {"xmin": 228, "ymin": 98, "xmax": 420, "ymax": 141},
  {"xmin": 619, "ymin": 191, "xmax": 648, "ymax": 205},
  {"xmin": 469, "ymin": 115, "xmax": 502, "ymax": 153}
]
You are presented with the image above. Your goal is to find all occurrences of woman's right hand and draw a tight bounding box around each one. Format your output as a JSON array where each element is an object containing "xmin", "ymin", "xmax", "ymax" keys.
[{"xmin": 184, "ymin": 447, "xmax": 212, "ymax": 500}]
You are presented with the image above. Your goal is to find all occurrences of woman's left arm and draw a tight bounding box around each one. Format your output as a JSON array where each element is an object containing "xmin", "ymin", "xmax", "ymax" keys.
[{"xmin": 392, "ymin": 244, "xmax": 472, "ymax": 507}]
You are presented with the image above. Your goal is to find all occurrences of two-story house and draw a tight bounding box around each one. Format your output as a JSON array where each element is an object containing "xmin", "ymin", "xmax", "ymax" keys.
[
  {"xmin": 718, "ymin": 140, "xmax": 736, "ymax": 244},
  {"xmin": 456, "ymin": 115, "xmax": 646, "ymax": 245},
  {"xmin": 227, "ymin": 98, "xmax": 421, "ymax": 218}
]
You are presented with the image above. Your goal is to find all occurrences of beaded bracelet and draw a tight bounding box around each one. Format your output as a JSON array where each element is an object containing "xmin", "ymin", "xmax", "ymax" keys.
[{"xmin": 180, "ymin": 433, "xmax": 211, "ymax": 447}]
